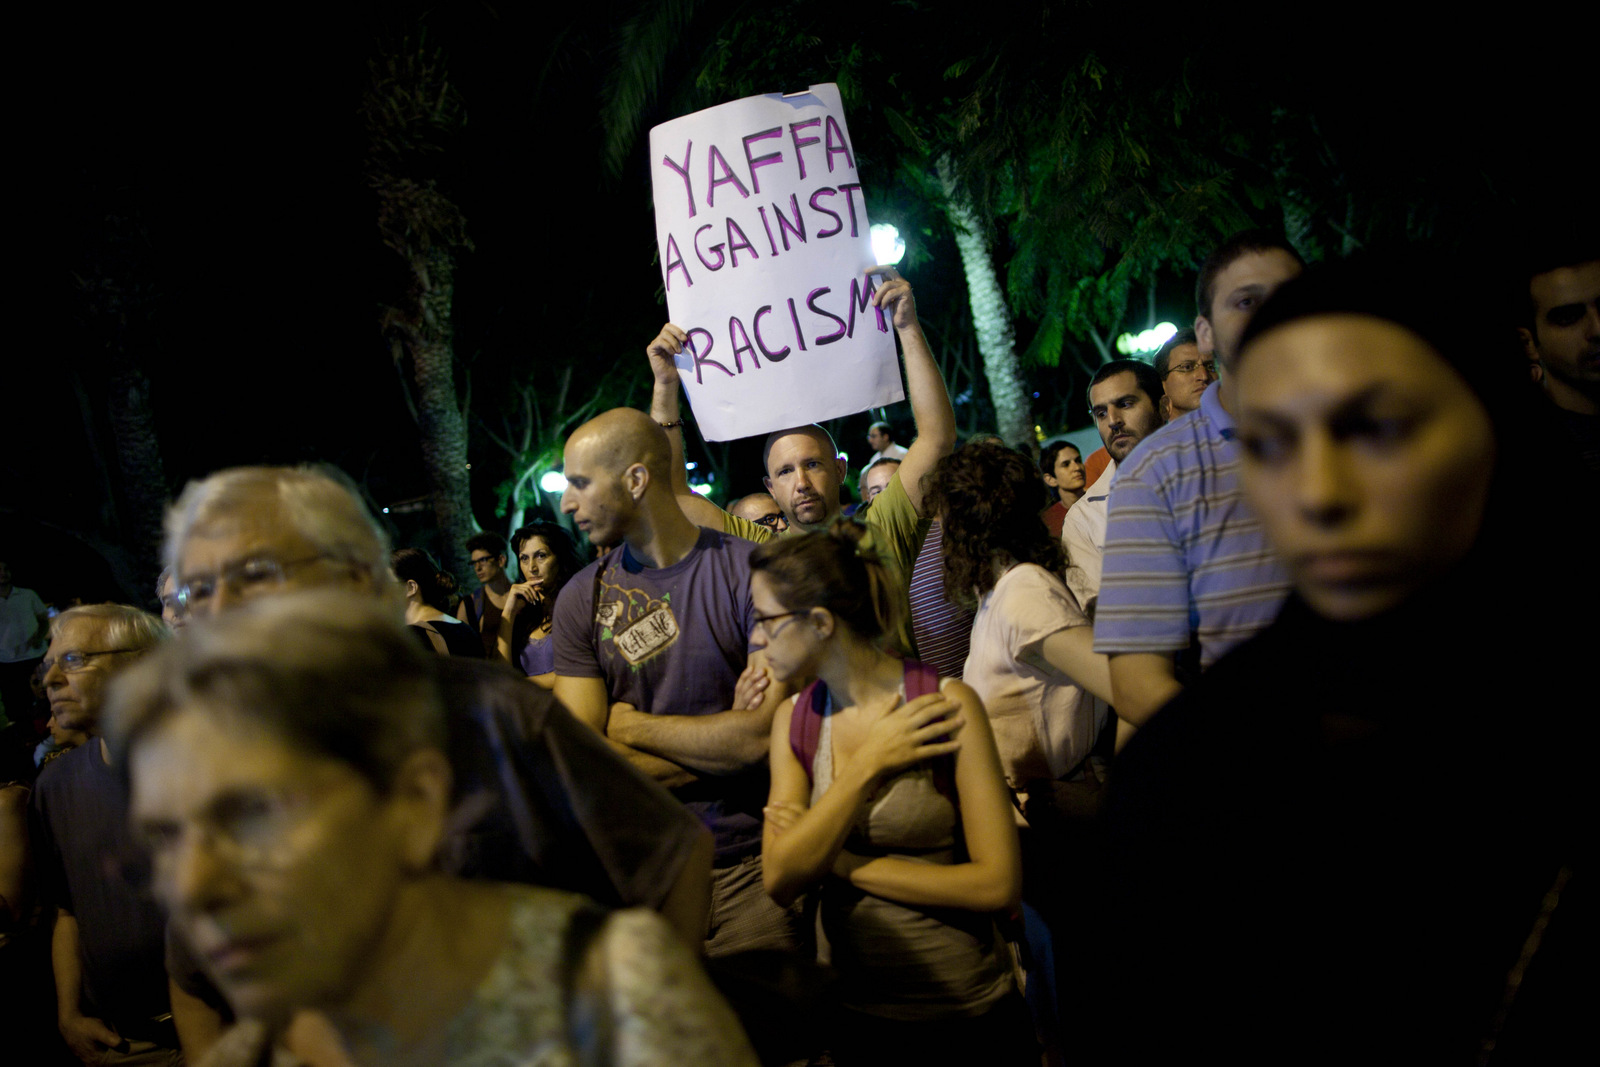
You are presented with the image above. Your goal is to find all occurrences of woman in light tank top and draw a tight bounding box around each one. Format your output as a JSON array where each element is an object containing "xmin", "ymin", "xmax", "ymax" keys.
[{"xmin": 750, "ymin": 520, "xmax": 1033, "ymax": 1066}]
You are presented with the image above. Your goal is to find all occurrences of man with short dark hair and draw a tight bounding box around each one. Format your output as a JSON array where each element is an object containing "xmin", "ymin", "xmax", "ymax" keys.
[
  {"xmin": 552, "ymin": 409, "xmax": 794, "ymax": 958},
  {"xmin": 1094, "ymin": 232, "xmax": 1301, "ymax": 740},
  {"xmin": 1153, "ymin": 327, "xmax": 1214, "ymax": 420},
  {"xmin": 1061, "ymin": 360, "xmax": 1165, "ymax": 615},
  {"xmin": 29, "ymin": 604, "xmax": 172, "ymax": 1064},
  {"xmin": 866, "ymin": 420, "xmax": 908, "ymax": 465},
  {"xmin": 1519, "ymin": 250, "xmax": 1599, "ymax": 472},
  {"xmin": 458, "ymin": 532, "xmax": 513, "ymax": 657}
]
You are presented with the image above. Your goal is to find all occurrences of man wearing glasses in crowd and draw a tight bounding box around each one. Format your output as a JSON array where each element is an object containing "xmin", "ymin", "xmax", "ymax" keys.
[
  {"xmin": 727, "ymin": 493, "xmax": 789, "ymax": 534},
  {"xmin": 29, "ymin": 604, "xmax": 174, "ymax": 1065},
  {"xmin": 1153, "ymin": 327, "xmax": 1216, "ymax": 421}
]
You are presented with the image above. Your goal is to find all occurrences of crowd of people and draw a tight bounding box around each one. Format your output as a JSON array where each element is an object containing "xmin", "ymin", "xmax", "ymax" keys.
[{"xmin": 0, "ymin": 234, "xmax": 1592, "ymax": 1066}]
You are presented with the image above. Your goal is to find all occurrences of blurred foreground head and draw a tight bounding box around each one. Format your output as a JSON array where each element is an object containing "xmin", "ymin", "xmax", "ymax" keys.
[
  {"xmin": 1233, "ymin": 255, "xmax": 1537, "ymax": 622},
  {"xmin": 107, "ymin": 590, "xmax": 449, "ymax": 1026},
  {"xmin": 165, "ymin": 466, "xmax": 394, "ymax": 620}
]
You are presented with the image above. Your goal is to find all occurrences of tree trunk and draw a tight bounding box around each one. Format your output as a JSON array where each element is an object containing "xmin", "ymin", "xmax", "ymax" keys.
[
  {"xmin": 410, "ymin": 247, "xmax": 477, "ymax": 580},
  {"xmin": 937, "ymin": 157, "xmax": 1033, "ymax": 448},
  {"xmin": 104, "ymin": 361, "xmax": 169, "ymax": 595}
]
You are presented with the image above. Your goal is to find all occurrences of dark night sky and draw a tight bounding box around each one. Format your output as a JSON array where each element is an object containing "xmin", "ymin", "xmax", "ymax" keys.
[{"xmin": 6, "ymin": 3, "xmax": 1589, "ymax": 603}]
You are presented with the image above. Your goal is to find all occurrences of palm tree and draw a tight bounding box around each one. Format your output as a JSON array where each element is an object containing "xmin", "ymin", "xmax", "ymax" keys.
[{"xmin": 362, "ymin": 36, "xmax": 477, "ymax": 578}]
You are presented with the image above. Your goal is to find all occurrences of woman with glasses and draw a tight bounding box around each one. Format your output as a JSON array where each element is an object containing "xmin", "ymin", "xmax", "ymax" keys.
[
  {"xmin": 497, "ymin": 522, "xmax": 585, "ymax": 688},
  {"xmin": 106, "ymin": 590, "xmax": 757, "ymax": 1067},
  {"xmin": 751, "ymin": 521, "xmax": 1031, "ymax": 1066},
  {"xmin": 391, "ymin": 548, "xmax": 483, "ymax": 658}
]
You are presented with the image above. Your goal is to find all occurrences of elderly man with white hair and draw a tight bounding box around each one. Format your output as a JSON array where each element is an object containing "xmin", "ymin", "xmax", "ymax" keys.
[
  {"xmin": 29, "ymin": 603, "xmax": 172, "ymax": 1064},
  {"xmin": 160, "ymin": 465, "xmax": 713, "ymax": 1059}
]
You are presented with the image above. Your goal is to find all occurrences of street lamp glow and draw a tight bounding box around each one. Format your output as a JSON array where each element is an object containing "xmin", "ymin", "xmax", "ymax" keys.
[
  {"xmin": 539, "ymin": 470, "xmax": 568, "ymax": 493},
  {"xmin": 871, "ymin": 223, "xmax": 905, "ymax": 267},
  {"xmin": 1115, "ymin": 322, "xmax": 1178, "ymax": 356},
  {"xmin": 689, "ymin": 482, "xmax": 713, "ymax": 496}
]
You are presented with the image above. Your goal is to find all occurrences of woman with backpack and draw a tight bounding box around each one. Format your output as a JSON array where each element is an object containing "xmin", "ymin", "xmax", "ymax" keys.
[{"xmin": 751, "ymin": 520, "xmax": 1032, "ymax": 1066}]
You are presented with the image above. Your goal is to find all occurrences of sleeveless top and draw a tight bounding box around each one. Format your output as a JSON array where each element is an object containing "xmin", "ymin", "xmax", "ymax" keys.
[{"xmin": 811, "ymin": 682, "xmax": 1014, "ymax": 1021}]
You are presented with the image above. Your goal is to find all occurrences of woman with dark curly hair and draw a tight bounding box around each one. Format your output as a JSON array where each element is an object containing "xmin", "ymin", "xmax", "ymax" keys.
[
  {"xmin": 497, "ymin": 521, "xmax": 586, "ymax": 687},
  {"xmin": 923, "ymin": 443, "xmax": 1113, "ymax": 795},
  {"xmin": 752, "ymin": 520, "xmax": 1032, "ymax": 1066},
  {"xmin": 923, "ymin": 442, "xmax": 1117, "ymax": 1063}
]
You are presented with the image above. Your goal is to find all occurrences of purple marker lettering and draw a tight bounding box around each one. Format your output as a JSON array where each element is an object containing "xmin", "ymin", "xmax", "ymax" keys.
[
  {"xmin": 839, "ymin": 183, "xmax": 866, "ymax": 238},
  {"xmin": 693, "ymin": 223, "xmax": 725, "ymax": 271},
  {"xmin": 663, "ymin": 233, "xmax": 693, "ymax": 291},
  {"xmin": 807, "ymin": 287, "xmax": 847, "ymax": 345},
  {"xmin": 725, "ymin": 217, "xmax": 759, "ymax": 268},
  {"xmin": 706, "ymin": 144, "xmax": 750, "ymax": 208},
  {"xmin": 789, "ymin": 119, "xmax": 822, "ymax": 180},
  {"xmin": 823, "ymin": 116, "xmax": 856, "ymax": 172},
  {"xmin": 728, "ymin": 316, "xmax": 758, "ymax": 373},
  {"xmin": 787, "ymin": 298, "xmax": 809, "ymax": 352},
  {"xmin": 741, "ymin": 127, "xmax": 783, "ymax": 194},
  {"xmin": 661, "ymin": 142, "xmax": 695, "ymax": 218},
  {"xmin": 848, "ymin": 275, "xmax": 889, "ymax": 336},
  {"xmin": 752, "ymin": 305, "xmax": 791, "ymax": 361},
  {"xmin": 773, "ymin": 194, "xmax": 806, "ymax": 250},
  {"xmin": 810, "ymin": 187, "xmax": 842, "ymax": 238},
  {"xmin": 685, "ymin": 328, "xmax": 729, "ymax": 385},
  {"xmin": 756, "ymin": 206, "xmax": 779, "ymax": 256}
]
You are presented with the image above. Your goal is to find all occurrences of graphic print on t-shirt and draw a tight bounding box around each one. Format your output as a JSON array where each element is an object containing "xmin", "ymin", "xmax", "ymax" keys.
[{"xmin": 596, "ymin": 572, "xmax": 680, "ymax": 667}]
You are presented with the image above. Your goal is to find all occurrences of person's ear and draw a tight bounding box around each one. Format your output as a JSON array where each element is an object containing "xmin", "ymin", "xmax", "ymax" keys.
[
  {"xmin": 1518, "ymin": 327, "xmax": 1545, "ymax": 385},
  {"xmin": 625, "ymin": 462, "xmax": 650, "ymax": 501},
  {"xmin": 1194, "ymin": 314, "xmax": 1214, "ymax": 355},
  {"xmin": 387, "ymin": 748, "xmax": 454, "ymax": 873},
  {"xmin": 404, "ymin": 579, "xmax": 420, "ymax": 599},
  {"xmin": 835, "ymin": 457, "xmax": 848, "ymax": 484},
  {"xmin": 1042, "ymin": 471, "xmax": 1060, "ymax": 489},
  {"xmin": 809, "ymin": 607, "xmax": 836, "ymax": 640},
  {"xmin": 763, "ymin": 474, "xmax": 774, "ymax": 494},
  {"xmin": 1159, "ymin": 396, "xmax": 1172, "ymax": 421}
]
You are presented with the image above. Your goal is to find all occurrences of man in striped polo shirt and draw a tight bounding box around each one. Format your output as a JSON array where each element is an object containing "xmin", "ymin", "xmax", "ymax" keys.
[{"xmin": 1094, "ymin": 231, "xmax": 1303, "ymax": 744}]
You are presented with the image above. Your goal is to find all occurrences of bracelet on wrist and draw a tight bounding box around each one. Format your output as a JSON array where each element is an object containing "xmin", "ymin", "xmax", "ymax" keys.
[{"xmin": 659, "ymin": 418, "xmax": 686, "ymax": 430}]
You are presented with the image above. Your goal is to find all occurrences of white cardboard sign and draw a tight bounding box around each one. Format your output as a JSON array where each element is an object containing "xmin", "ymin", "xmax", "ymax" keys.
[{"xmin": 649, "ymin": 83, "xmax": 903, "ymax": 442}]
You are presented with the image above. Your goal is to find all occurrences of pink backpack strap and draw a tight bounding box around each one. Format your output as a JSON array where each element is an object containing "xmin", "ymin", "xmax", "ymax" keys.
[
  {"xmin": 903, "ymin": 659, "xmax": 940, "ymax": 701},
  {"xmin": 788, "ymin": 679, "xmax": 828, "ymax": 781},
  {"xmin": 901, "ymin": 659, "xmax": 959, "ymax": 804}
]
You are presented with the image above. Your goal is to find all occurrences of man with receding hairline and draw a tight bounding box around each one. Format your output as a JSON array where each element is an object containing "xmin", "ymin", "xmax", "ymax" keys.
[
  {"xmin": 553, "ymin": 408, "xmax": 797, "ymax": 957},
  {"xmin": 727, "ymin": 492, "xmax": 788, "ymax": 533},
  {"xmin": 644, "ymin": 270, "xmax": 957, "ymax": 657}
]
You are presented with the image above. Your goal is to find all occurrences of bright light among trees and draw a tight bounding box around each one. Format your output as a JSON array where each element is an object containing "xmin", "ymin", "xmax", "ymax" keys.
[
  {"xmin": 540, "ymin": 470, "xmax": 568, "ymax": 493},
  {"xmin": 1116, "ymin": 322, "xmax": 1178, "ymax": 356},
  {"xmin": 871, "ymin": 223, "xmax": 905, "ymax": 267}
]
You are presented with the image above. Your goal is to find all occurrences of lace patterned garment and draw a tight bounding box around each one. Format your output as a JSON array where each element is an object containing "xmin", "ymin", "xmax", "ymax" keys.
[{"xmin": 198, "ymin": 885, "xmax": 758, "ymax": 1067}]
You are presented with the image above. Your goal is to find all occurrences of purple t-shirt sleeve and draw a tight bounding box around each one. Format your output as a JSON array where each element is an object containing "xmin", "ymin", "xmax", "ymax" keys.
[{"xmin": 552, "ymin": 562, "xmax": 604, "ymax": 679}]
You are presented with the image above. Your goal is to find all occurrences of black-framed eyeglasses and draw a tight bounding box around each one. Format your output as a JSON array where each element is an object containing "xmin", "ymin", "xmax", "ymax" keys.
[
  {"xmin": 177, "ymin": 554, "xmax": 354, "ymax": 612},
  {"xmin": 752, "ymin": 514, "xmax": 787, "ymax": 530},
  {"xmin": 470, "ymin": 555, "xmax": 501, "ymax": 568},
  {"xmin": 752, "ymin": 610, "xmax": 805, "ymax": 638},
  {"xmin": 1166, "ymin": 359, "xmax": 1217, "ymax": 378},
  {"xmin": 42, "ymin": 648, "xmax": 142, "ymax": 674}
]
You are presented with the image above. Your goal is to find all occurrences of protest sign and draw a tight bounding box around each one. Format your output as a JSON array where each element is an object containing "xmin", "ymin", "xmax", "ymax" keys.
[{"xmin": 649, "ymin": 83, "xmax": 903, "ymax": 442}]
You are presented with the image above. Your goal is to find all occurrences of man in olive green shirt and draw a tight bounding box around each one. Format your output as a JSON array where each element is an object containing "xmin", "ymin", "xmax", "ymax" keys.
[{"xmin": 644, "ymin": 270, "xmax": 957, "ymax": 659}]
